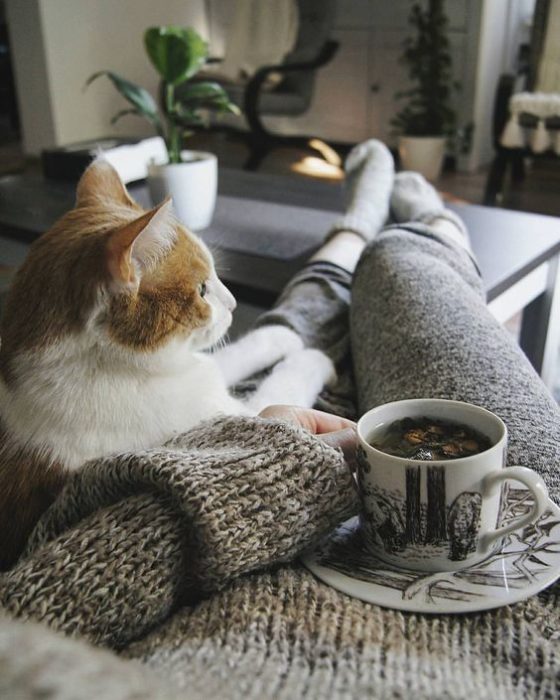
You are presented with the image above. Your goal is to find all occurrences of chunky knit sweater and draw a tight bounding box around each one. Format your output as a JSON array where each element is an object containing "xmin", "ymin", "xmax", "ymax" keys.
[{"xmin": 1, "ymin": 416, "xmax": 558, "ymax": 699}]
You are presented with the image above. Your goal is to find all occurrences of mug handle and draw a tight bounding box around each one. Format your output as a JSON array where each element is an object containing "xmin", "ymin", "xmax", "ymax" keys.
[{"xmin": 479, "ymin": 466, "xmax": 550, "ymax": 554}]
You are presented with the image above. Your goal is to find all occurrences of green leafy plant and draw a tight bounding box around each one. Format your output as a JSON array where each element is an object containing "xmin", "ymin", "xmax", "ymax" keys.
[
  {"xmin": 87, "ymin": 26, "xmax": 239, "ymax": 164},
  {"xmin": 392, "ymin": 0, "xmax": 457, "ymax": 137}
]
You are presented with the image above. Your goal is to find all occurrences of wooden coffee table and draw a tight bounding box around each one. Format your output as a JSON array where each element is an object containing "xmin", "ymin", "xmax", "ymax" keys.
[{"xmin": 0, "ymin": 168, "xmax": 559, "ymax": 388}]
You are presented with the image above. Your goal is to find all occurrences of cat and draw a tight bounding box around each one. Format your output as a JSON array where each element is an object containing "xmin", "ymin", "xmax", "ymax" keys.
[{"xmin": 0, "ymin": 158, "xmax": 335, "ymax": 570}]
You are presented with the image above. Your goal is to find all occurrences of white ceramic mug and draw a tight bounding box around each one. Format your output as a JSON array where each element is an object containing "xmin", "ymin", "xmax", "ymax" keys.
[{"xmin": 356, "ymin": 398, "xmax": 550, "ymax": 572}]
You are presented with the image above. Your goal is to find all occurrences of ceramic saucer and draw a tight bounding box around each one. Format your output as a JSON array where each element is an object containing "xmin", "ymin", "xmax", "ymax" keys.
[{"xmin": 302, "ymin": 487, "xmax": 560, "ymax": 614}]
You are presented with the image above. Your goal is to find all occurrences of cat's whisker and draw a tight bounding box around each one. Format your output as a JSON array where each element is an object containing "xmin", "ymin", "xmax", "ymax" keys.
[
  {"xmin": 208, "ymin": 249, "xmax": 234, "ymax": 279},
  {"xmin": 208, "ymin": 333, "xmax": 229, "ymax": 355},
  {"xmin": 214, "ymin": 265, "xmax": 232, "ymax": 277},
  {"xmin": 206, "ymin": 244, "xmax": 224, "ymax": 268}
]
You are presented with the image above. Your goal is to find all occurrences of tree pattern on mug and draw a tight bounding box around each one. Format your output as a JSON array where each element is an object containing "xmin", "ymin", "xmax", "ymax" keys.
[
  {"xmin": 357, "ymin": 454, "xmax": 482, "ymax": 561},
  {"xmin": 314, "ymin": 489, "xmax": 559, "ymax": 605}
]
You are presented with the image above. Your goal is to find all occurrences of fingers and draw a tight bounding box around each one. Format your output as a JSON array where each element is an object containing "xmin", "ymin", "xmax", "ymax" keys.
[
  {"xmin": 318, "ymin": 427, "xmax": 358, "ymax": 471},
  {"xmin": 304, "ymin": 409, "xmax": 356, "ymax": 435},
  {"xmin": 258, "ymin": 405, "xmax": 358, "ymax": 472},
  {"xmin": 258, "ymin": 405, "xmax": 306, "ymax": 427},
  {"xmin": 259, "ymin": 405, "xmax": 355, "ymax": 435}
]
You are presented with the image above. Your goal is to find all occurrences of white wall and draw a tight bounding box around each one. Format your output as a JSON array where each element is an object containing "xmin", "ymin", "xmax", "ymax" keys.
[
  {"xmin": 503, "ymin": 0, "xmax": 536, "ymax": 70},
  {"xmin": 537, "ymin": 0, "xmax": 560, "ymax": 91},
  {"xmin": 467, "ymin": 1, "xmax": 512, "ymax": 172},
  {"xmin": 5, "ymin": 0, "xmax": 57, "ymax": 154},
  {"xmin": 6, "ymin": 0, "xmax": 209, "ymax": 155},
  {"xmin": 465, "ymin": 0, "xmax": 537, "ymax": 171}
]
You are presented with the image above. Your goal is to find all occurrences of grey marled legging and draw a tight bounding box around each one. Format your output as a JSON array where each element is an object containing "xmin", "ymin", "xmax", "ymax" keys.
[{"xmin": 257, "ymin": 224, "xmax": 560, "ymax": 502}]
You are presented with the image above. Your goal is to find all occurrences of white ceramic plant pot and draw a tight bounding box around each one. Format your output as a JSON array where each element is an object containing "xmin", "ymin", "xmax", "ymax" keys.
[
  {"xmin": 147, "ymin": 150, "xmax": 217, "ymax": 231},
  {"xmin": 398, "ymin": 136, "xmax": 446, "ymax": 181}
]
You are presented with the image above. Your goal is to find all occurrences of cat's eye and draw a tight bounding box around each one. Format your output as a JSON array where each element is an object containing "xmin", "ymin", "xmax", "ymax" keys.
[{"xmin": 199, "ymin": 282, "xmax": 207, "ymax": 298}]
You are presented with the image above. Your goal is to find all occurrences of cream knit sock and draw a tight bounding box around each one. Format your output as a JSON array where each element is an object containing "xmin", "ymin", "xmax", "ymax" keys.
[
  {"xmin": 329, "ymin": 140, "xmax": 394, "ymax": 242},
  {"xmin": 390, "ymin": 171, "xmax": 473, "ymax": 254}
]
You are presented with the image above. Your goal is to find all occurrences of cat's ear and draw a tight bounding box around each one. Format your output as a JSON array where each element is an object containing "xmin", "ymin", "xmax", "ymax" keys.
[
  {"xmin": 106, "ymin": 198, "xmax": 175, "ymax": 290},
  {"xmin": 76, "ymin": 158, "xmax": 137, "ymax": 208}
]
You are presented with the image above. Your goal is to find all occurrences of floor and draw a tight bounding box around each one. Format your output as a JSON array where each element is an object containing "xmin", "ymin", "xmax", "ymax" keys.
[
  {"xmin": 1, "ymin": 129, "xmax": 559, "ymax": 400},
  {"xmin": 184, "ymin": 131, "xmax": 560, "ymax": 218}
]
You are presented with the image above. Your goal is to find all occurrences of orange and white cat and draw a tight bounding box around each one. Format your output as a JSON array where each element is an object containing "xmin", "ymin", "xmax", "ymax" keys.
[{"xmin": 0, "ymin": 158, "xmax": 334, "ymax": 569}]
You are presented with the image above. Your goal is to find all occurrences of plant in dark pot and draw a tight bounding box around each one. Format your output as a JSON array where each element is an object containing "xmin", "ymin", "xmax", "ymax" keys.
[
  {"xmin": 88, "ymin": 26, "xmax": 239, "ymax": 230},
  {"xmin": 392, "ymin": 0, "xmax": 457, "ymax": 181}
]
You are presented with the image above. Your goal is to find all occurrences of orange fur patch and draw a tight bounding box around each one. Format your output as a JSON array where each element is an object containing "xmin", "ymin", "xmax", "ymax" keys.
[
  {"xmin": 107, "ymin": 229, "xmax": 211, "ymax": 350},
  {"xmin": 0, "ymin": 429, "xmax": 67, "ymax": 571},
  {"xmin": 0, "ymin": 160, "xmax": 212, "ymax": 564},
  {"xmin": 0, "ymin": 162, "xmax": 212, "ymax": 377}
]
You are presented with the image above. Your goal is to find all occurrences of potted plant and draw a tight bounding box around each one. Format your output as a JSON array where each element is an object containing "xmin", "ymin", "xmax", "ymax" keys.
[
  {"xmin": 87, "ymin": 26, "xmax": 239, "ymax": 230},
  {"xmin": 391, "ymin": 0, "xmax": 456, "ymax": 181}
]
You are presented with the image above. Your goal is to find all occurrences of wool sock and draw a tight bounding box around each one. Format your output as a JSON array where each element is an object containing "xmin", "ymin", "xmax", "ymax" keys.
[
  {"xmin": 390, "ymin": 171, "xmax": 473, "ymax": 254},
  {"xmin": 329, "ymin": 139, "xmax": 394, "ymax": 242}
]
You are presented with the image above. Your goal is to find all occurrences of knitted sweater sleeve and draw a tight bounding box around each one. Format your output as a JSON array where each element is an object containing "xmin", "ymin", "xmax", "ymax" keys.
[{"xmin": 0, "ymin": 416, "xmax": 357, "ymax": 647}]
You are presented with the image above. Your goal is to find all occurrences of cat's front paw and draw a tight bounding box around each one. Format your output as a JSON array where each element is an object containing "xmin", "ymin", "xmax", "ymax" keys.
[
  {"xmin": 212, "ymin": 324, "xmax": 304, "ymax": 386},
  {"xmin": 255, "ymin": 325, "xmax": 304, "ymax": 356},
  {"xmin": 297, "ymin": 348, "xmax": 337, "ymax": 386},
  {"xmin": 244, "ymin": 347, "xmax": 336, "ymax": 412}
]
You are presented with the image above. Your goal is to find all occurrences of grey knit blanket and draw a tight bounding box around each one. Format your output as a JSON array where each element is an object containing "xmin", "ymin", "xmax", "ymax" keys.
[{"xmin": 1, "ymin": 416, "xmax": 559, "ymax": 699}]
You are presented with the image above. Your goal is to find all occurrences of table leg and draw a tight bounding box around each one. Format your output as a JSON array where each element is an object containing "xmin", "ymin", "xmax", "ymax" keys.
[
  {"xmin": 483, "ymin": 152, "xmax": 509, "ymax": 206},
  {"xmin": 519, "ymin": 254, "xmax": 560, "ymax": 390}
]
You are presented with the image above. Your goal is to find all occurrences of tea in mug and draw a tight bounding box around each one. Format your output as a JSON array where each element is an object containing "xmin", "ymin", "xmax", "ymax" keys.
[{"xmin": 368, "ymin": 416, "xmax": 492, "ymax": 461}]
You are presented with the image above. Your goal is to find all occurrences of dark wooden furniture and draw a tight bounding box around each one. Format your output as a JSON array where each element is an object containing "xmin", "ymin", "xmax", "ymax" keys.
[
  {"xmin": 239, "ymin": 38, "xmax": 339, "ymax": 171},
  {"xmin": 0, "ymin": 169, "xmax": 559, "ymax": 387},
  {"xmin": 176, "ymin": 0, "xmax": 339, "ymax": 171},
  {"xmin": 483, "ymin": 0, "xmax": 559, "ymax": 206}
]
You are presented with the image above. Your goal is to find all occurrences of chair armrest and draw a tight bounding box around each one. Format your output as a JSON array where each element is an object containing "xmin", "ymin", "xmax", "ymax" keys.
[
  {"xmin": 492, "ymin": 74, "xmax": 516, "ymax": 149},
  {"xmin": 243, "ymin": 40, "xmax": 339, "ymax": 135},
  {"xmin": 251, "ymin": 40, "xmax": 339, "ymax": 84}
]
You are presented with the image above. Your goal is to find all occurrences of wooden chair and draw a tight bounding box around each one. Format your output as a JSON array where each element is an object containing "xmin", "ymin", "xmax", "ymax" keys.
[{"xmin": 175, "ymin": 0, "xmax": 339, "ymax": 171}]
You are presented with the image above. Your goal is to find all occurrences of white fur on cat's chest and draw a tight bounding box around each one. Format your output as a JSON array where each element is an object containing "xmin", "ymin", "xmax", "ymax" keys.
[
  {"xmin": 0, "ymin": 158, "xmax": 336, "ymax": 484},
  {"xmin": 0, "ymin": 343, "xmax": 242, "ymax": 470},
  {"xmin": 0, "ymin": 325, "xmax": 334, "ymax": 471}
]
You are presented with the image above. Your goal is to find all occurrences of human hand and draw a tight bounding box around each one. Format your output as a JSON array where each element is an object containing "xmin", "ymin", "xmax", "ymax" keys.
[{"xmin": 258, "ymin": 404, "xmax": 357, "ymax": 469}]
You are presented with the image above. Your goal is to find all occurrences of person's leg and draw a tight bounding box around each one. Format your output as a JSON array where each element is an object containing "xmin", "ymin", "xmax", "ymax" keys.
[
  {"xmin": 247, "ymin": 141, "xmax": 393, "ymax": 417},
  {"xmin": 256, "ymin": 139, "xmax": 393, "ymax": 344},
  {"xmin": 309, "ymin": 230, "xmax": 365, "ymax": 272},
  {"xmin": 352, "ymin": 172, "xmax": 560, "ymax": 498},
  {"xmin": 249, "ymin": 253, "xmax": 357, "ymax": 417}
]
